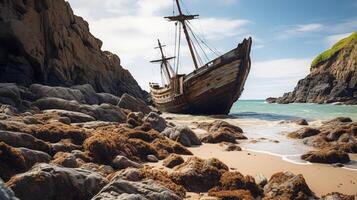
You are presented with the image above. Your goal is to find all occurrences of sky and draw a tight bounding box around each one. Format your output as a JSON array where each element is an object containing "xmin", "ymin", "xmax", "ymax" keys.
[{"xmin": 66, "ymin": 0, "xmax": 357, "ymax": 99}]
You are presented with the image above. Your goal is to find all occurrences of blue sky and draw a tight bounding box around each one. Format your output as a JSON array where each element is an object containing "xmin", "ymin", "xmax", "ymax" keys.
[{"xmin": 67, "ymin": 0, "xmax": 357, "ymax": 99}]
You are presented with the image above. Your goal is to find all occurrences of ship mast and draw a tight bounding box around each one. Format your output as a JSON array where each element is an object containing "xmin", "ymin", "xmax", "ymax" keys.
[
  {"xmin": 165, "ymin": 0, "xmax": 199, "ymax": 69},
  {"xmin": 151, "ymin": 39, "xmax": 175, "ymax": 84}
]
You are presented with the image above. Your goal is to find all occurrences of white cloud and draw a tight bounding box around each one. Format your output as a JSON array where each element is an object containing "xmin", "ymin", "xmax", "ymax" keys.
[
  {"xmin": 250, "ymin": 58, "xmax": 311, "ymax": 79},
  {"xmin": 325, "ymin": 32, "xmax": 352, "ymax": 47},
  {"xmin": 285, "ymin": 23, "xmax": 323, "ymax": 35}
]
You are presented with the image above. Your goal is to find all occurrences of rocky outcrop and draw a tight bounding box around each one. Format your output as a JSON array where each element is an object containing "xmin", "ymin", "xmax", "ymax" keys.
[
  {"xmin": 269, "ymin": 32, "xmax": 357, "ymax": 104},
  {"xmin": 0, "ymin": 0, "xmax": 145, "ymax": 100}
]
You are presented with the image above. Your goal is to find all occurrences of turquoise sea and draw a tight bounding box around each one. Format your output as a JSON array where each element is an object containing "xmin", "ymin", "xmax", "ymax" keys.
[{"xmin": 230, "ymin": 100, "xmax": 357, "ymax": 121}]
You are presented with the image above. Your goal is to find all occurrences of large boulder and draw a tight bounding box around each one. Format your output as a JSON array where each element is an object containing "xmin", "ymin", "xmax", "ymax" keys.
[
  {"xmin": 6, "ymin": 163, "xmax": 108, "ymax": 200},
  {"xmin": 301, "ymin": 149, "xmax": 350, "ymax": 164},
  {"xmin": 92, "ymin": 179, "xmax": 181, "ymax": 200},
  {"xmin": 0, "ymin": 0, "xmax": 145, "ymax": 99},
  {"xmin": 71, "ymin": 84, "xmax": 100, "ymax": 104},
  {"xmin": 29, "ymin": 84, "xmax": 86, "ymax": 103},
  {"xmin": 0, "ymin": 130, "xmax": 51, "ymax": 153},
  {"xmin": 288, "ymin": 127, "xmax": 320, "ymax": 139},
  {"xmin": 118, "ymin": 93, "xmax": 150, "ymax": 114},
  {"xmin": 97, "ymin": 93, "xmax": 121, "ymax": 105},
  {"xmin": 170, "ymin": 157, "xmax": 228, "ymax": 192},
  {"xmin": 144, "ymin": 112, "xmax": 167, "ymax": 132},
  {"xmin": 161, "ymin": 126, "xmax": 201, "ymax": 147},
  {"xmin": 197, "ymin": 120, "xmax": 247, "ymax": 142},
  {"xmin": 0, "ymin": 83, "xmax": 21, "ymax": 107},
  {"xmin": 263, "ymin": 171, "xmax": 315, "ymax": 199}
]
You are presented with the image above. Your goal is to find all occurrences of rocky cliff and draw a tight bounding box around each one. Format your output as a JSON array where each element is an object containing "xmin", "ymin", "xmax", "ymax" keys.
[
  {"xmin": 0, "ymin": 0, "xmax": 145, "ymax": 99},
  {"xmin": 269, "ymin": 32, "xmax": 357, "ymax": 104}
]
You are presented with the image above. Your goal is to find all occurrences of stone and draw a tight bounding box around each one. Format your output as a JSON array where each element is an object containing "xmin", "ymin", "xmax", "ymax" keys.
[
  {"xmin": 255, "ymin": 173, "xmax": 268, "ymax": 187},
  {"xmin": 143, "ymin": 112, "xmax": 167, "ymax": 132},
  {"xmin": 163, "ymin": 154, "xmax": 184, "ymax": 168},
  {"xmin": 263, "ymin": 172, "xmax": 315, "ymax": 200},
  {"xmin": 118, "ymin": 93, "xmax": 150, "ymax": 114},
  {"xmin": 97, "ymin": 93, "xmax": 121, "ymax": 105},
  {"xmin": 224, "ymin": 143, "xmax": 242, "ymax": 151},
  {"xmin": 301, "ymin": 150, "xmax": 350, "ymax": 164},
  {"xmin": 288, "ymin": 127, "xmax": 320, "ymax": 139},
  {"xmin": 92, "ymin": 179, "xmax": 181, "ymax": 200},
  {"xmin": 22, "ymin": 116, "xmax": 41, "ymax": 125},
  {"xmin": 29, "ymin": 84, "xmax": 86, "ymax": 103},
  {"xmin": 0, "ymin": 83, "xmax": 22, "ymax": 108},
  {"xmin": 170, "ymin": 157, "xmax": 228, "ymax": 192},
  {"xmin": 0, "ymin": 130, "xmax": 51, "ymax": 153},
  {"xmin": 51, "ymin": 152, "xmax": 80, "ymax": 168},
  {"xmin": 147, "ymin": 155, "xmax": 159, "ymax": 162},
  {"xmin": 293, "ymin": 118, "xmax": 309, "ymax": 126},
  {"xmin": 321, "ymin": 192, "xmax": 356, "ymax": 200},
  {"xmin": 71, "ymin": 84, "xmax": 99, "ymax": 105},
  {"xmin": 43, "ymin": 109, "xmax": 96, "ymax": 123},
  {"xmin": 111, "ymin": 155, "xmax": 143, "ymax": 170},
  {"xmin": 0, "ymin": 0, "xmax": 145, "ymax": 99},
  {"xmin": 6, "ymin": 163, "xmax": 108, "ymax": 200},
  {"xmin": 161, "ymin": 126, "xmax": 201, "ymax": 147}
]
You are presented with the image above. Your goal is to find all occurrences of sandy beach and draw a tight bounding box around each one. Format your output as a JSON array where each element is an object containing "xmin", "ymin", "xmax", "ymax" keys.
[{"xmin": 156, "ymin": 113, "xmax": 357, "ymax": 197}]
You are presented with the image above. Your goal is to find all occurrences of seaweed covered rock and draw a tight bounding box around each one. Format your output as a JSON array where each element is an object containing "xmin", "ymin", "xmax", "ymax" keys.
[
  {"xmin": 83, "ymin": 126, "xmax": 191, "ymax": 164},
  {"xmin": 162, "ymin": 126, "xmax": 201, "ymax": 147},
  {"xmin": 263, "ymin": 171, "xmax": 315, "ymax": 200},
  {"xmin": 321, "ymin": 192, "xmax": 356, "ymax": 200},
  {"xmin": 208, "ymin": 171, "xmax": 262, "ymax": 198},
  {"xmin": 170, "ymin": 157, "xmax": 228, "ymax": 192},
  {"xmin": 209, "ymin": 189, "xmax": 255, "ymax": 200},
  {"xmin": 198, "ymin": 120, "xmax": 247, "ymax": 143},
  {"xmin": 288, "ymin": 127, "xmax": 320, "ymax": 139},
  {"xmin": 301, "ymin": 149, "xmax": 350, "ymax": 164},
  {"xmin": 111, "ymin": 155, "xmax": 143, "ymax": 170},
  {"xmin": 0, "ymin": 130, "xmax": 51, "ymax": 153},
  {"xmin": 6, "ymin": 163, "xmax": 108, "ymax": 200},
  {"xmin": 163, "ymin": 154, "xmax": 184, "ymax": 168}
]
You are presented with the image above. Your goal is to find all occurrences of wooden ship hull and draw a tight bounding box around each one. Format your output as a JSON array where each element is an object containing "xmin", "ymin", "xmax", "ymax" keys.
[{"xmin": 150, "ymin": 38, "xmax": 252, "ymax": 115}]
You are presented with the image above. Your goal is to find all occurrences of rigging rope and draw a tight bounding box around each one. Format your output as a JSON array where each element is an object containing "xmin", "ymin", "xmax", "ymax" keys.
[{"xmin": 187, "ymin": 23, "xmax": 210, "ymax": 63}]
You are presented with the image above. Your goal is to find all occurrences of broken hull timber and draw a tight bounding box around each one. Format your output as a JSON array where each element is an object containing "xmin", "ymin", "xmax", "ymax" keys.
[{"xmin": 150, "ymin": 38, "xmax": 252, "ymax": 115}]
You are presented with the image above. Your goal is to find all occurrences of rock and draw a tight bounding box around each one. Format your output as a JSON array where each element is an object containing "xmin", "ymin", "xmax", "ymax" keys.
[
  {"xmin": 29, "ymin": 84, "xmax": 86, "ymax": 103},
  {"xmin": 118, "ymin": 93, "xmax": 150, "ymax": 114},
  {"xmin": 224, "ymin": 143, "xmax": 242, "ymax": 151},
  {"xmin": 92, "ymin": 179, "xmax": 181, "ymax": 200},
  {"xmin": 301, "ymin": 149, "xmax": 350, "ymax": 164},
  {"xmin": 71, "ymin": 84, "xmax": 99, "ymax": 105},
  {"xmin": 201, "ymin": 131, "xmax": 238, "ymax": 144},
  {"xmin": 263, "ymin": 171, "xmax": 315, "ymax": 199},
  {"xmin": 33, "ymin": 98, "xmax": 126, "ymax": 122},
  {"xmin": 18, "ymin": 147, "xmax": 52, "ymax": 167},
  {"xmin": 326, "ymin": 117, "xmax": 353, "ymax": 124},
  {"xmin": 161, "ymin": 126, "xmax": 201, "ymax": 147},
  {"xmin": 58, "ymin": 117, "xmax": 71, "ymax": 125},
  {"xmin": 83, "ymin": 127, "xmax": 191, "ymax": 164},
  {"xmin": 22, "ymin": 116, "xmax": 41, "ymax": 125},
  {"xmin": 321, "ymin": 192, "xmax": 356, "ymax": 200},
  {"xmin": 111, "ymin": 155, "xmax": 143, "ymax": 170},
  {"xmin": 0, "ymin": 83, "xmax": 21, "ymax": 107},
  {"xmin": 0, "ymin": 0, "xmax": 145, "ymax": 99},
  {"xmin": 0, "ymin": 178, "xmax": 19, "ymax": 200},
  {"xmin": 0, "ymin": 130, "xmax": 51, "ymax": 153},
  {"xmin": 255, "ymin": 173, "xmax": 268, "ymax": 188},
  {"xmin": 144, "ymin": 112, "xmax": 167, "ymax": 132},
  {"xmin": 272, "ymin": 32, "xmax": 357, "ymax": 104},
  {"xmin": 208, "ymin": 189, "xmax": 255, "ymax": 200},
  {"xmin": 294, "ymin": 118, "xmax": 309, "ymax": 126},
  {"xmin": 147, "ymin": 155, "xmax": 159, "ymax": 162},
  {"xmin": 97, "ymin": 93, "xmax": 120, "ymax": 105},
  {"xmin": 265, "ymin": 97, "xmax": 277, "ymax": 104},
  {"xmin": 0, "ymin": 105, "xmax": 18, "ymax": 116},
  {"xmin": 44, "ymin": 109, "xmax": 96, "ymax": 123},
  {"xmin": 288, "ymin": 127, "xmax": 320, "ymax": 139},
  {"xmin": 6, "ymin": 163, "xmax": 108, "ymax": 200},
  {"xmin": 51, "ymin": 152, "xmax": 80, "ymax": 168},
  {"xmin": 163, "ymin": 154, "xmax": 184, "ymax": 168},
  {"xmin": 170, "ymin": 157, "xmax": 228, "ymax": 192},
  {"xmin": 126, "ymin": 112, "xmax": 144, "ymax": 128}
]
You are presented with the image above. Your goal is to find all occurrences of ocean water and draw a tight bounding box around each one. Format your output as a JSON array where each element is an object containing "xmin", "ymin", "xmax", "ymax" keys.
[{"xmin": 231, "ymin": 100, "xmax": 357, "ymax": 121}]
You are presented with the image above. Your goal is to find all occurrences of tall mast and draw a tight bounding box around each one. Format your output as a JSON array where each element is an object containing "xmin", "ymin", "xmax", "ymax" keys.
[
  {"xmin": 151, "ymin": 39, "xmax": 175, "ymax": 83},
  {"xmin": 165, "ymin": 0, "xmax": 199, "ymax": 69}
]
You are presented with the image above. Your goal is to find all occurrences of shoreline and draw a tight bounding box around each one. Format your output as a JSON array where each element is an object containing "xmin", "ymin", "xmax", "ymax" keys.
[{"xmin": 188, "ymin": 144, "xmax": 357, "ymax": 196}]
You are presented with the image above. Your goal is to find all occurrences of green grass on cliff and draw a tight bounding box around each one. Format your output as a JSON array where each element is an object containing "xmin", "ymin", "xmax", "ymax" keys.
[{"xmin": 311, "ymin": 32, "xmax": 357, "ymax": 69}]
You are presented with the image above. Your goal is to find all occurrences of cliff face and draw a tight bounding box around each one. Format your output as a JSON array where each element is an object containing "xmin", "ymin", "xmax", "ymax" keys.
[
  {"xmin": 0, "ymin": 0, "xmax": 145, "ymax": 99},
  {"xmin": 271, "ymin": 32, "xmax": 357, "ymax": 104}
]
